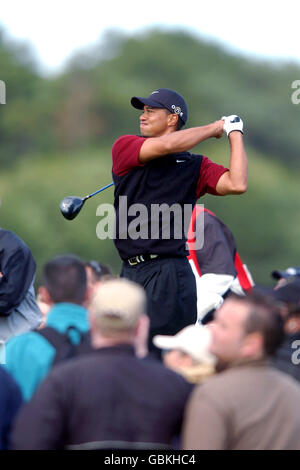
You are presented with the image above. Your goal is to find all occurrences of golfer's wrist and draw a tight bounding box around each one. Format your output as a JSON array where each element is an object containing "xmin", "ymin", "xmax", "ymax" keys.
[
  {"xmin": 228, "ymin": 130, "xmax": 243, "ymax": 140},
  {"xmin": 207, "ymin": 121, "xmax": 222, "ymax": 138}
]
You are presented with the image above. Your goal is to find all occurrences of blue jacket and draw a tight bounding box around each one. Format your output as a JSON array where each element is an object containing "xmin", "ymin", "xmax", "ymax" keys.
[
  {"xmin": 4, "ymin": 303, "xmax": 89, "ymax": 401},
  {"xmin": 0, "ymin": 366, "xmax": 23, "ymax": 449}
]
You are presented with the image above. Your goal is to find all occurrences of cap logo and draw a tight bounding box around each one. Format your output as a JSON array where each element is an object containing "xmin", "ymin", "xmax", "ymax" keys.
[
  {"xmin": 151, "ymin": 91, "xmax": 159, "ymax": 94},
  {"xmin": 171, "ymin": 104, "xmax": 183, "ymax": 117}
]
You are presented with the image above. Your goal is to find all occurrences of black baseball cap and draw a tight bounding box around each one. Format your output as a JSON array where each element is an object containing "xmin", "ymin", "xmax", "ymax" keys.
[
  {"xmin": 131, "ymin": 88, "xmax": 188, "ymax": 125},
  {"xmin": 253, "ymin": 280, "xmax": 300, "ymax": 306},
  {"xmin": 271, "ymin": 266, "xmax": 300, "ymax": 280},
  {"xmin": 272, "ymin": 279, "xmax": 300, "ymax": 305}
]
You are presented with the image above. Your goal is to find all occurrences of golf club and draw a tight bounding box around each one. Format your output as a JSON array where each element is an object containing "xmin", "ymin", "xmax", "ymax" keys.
[{"xmin": 60, "ymin": 182, "xmax": 114, "ymax": 220}]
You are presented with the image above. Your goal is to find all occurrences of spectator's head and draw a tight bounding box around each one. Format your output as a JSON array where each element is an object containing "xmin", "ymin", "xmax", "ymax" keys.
[
  {"xmin": 253, "ymin": 279, "xmax": 300, "ymax": 322},
  {"xmin": 153, "ymin": 324, "xmax": 216, "ymax": 383},
  {"xmin": 271, "ymin": 266, "xmax": 300, "ymax": 289},
  {"xmin": 39, "ymin": 255, "xmax": 87, "ymax": 307},
  {"xmin": 153, "ymin": 324, "xmax": 216, "ymax": 368},
  {"xmin": 272, "ymin": 279, "xmax": 300, "ymax": 307},
  {"xmin": 271, "ymin": 280, "xmax": 300, "ymax": 334},
  {"xmin": 210, "ymin": 292, "xmax": 284, "ymax": 366},
  {"xmin": 89, "ymin": 278, "xmax": 149, "ymax": 356},
  {"xmin": 85, "ymin": 261, "xmax": 113, "ymax": 285},
  {"xmin": 284, "ymin": 307, "xmax": 300, "ymax": 335}
]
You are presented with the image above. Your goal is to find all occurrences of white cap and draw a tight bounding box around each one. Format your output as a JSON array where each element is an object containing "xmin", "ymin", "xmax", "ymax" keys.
[
  {"xmin": 153, "ymin": 324, "xmax": 216, "ymax": 365},
  {"xmin": 90, "ymin": 278, "xmax": 146, "ymax": 331}
]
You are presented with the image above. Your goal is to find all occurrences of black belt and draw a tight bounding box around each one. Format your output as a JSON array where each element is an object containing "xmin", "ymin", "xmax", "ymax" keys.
[{"xmin": 126, "ymin": 254, "xmax": 159, "ymax": 266}]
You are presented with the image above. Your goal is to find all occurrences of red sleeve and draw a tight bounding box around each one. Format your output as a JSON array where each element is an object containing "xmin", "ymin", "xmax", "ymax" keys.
[
  {"xmin": 197, "ymin": 156, "xmax": 229, "ymax": 197},
  {"xmin": 112, "ymin": 135, "xmax": 147, "ymax": 176}
]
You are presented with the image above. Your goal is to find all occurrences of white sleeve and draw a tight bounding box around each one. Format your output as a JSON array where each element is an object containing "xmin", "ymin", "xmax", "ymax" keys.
[{"xmin": 189, "ymin": 260, "xmax": 235, "ymax": 322}]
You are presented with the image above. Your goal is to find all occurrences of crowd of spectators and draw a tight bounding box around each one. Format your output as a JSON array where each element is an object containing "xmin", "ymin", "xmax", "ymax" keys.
[{"xmin": 1, "ymin": 228, "xmax": 300, "ymax": 450}]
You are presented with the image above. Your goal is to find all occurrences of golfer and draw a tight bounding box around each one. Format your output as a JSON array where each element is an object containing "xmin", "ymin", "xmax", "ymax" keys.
[{"xmin": 112, "ymin": 88, "xmax": 248, "ymax": 356}]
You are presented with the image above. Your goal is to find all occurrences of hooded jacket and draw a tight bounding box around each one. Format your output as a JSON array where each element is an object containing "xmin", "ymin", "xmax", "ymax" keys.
[{"xmin": 0, "ymin": 229, "xmax": 36, "ymax": 317}]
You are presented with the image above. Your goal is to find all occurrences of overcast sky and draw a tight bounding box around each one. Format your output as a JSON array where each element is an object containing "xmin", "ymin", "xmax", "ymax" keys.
[{"xmin": 1, "ymin": 0, "xmax": 299, "ymax": 74}]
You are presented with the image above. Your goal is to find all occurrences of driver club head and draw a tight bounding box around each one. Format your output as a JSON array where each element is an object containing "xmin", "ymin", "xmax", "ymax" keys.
[
  {"xmin": 60, "ymin": 196, "xmax": 86, "ymax": 220},
  {"xmin": 59, "ymin": 182, "xmax": 113, "ymax": 221}
]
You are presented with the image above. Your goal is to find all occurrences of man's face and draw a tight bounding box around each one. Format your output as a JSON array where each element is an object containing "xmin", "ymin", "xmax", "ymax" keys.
[
  {"xmin": 209, "ymin": 299, "xmax": 249, "ymax": 364},
  {"xmin": 85, "ymin": 266, "xmax": 97, "ymax": 288},
  {"xmin": 163, "ymin": 349, "xmax": 194, "ymax": 370},
  {"xmin": 139, "ymin": 105, "xmax": 172, "ymax": 137},
  {"xmin": 274, "ymin": 277, "xmax": 288, "ymax": 289}
]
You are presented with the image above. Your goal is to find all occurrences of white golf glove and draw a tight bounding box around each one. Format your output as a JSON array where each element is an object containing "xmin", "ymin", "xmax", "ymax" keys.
[{"xmin": 221, "ymin": 115, "xmax": 244, "ymax": 136}]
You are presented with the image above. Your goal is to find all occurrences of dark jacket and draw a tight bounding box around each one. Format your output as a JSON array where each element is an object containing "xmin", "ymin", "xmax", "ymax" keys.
[
  {"xmin": 272, "ymin": 332, "xmax": 300, "ymax": 382},
  {"xmin": 0, "ymin": 229, "xmax": 36, "ymax": 316},
  {"xmin": 0, "ymin": 366, "xmax": 23, "ymax": 449},
  {"xmin": 12, "ymin": 344, "xmax": 193, "ymax": 450}
]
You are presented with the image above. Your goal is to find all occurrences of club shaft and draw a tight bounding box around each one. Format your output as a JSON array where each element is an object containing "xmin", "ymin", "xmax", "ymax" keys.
[{"xmin": 85, "ymin": 182, "xmax": 114, "ymax": 200}]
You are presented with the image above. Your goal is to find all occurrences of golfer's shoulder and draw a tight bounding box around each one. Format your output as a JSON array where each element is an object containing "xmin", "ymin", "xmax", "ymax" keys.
[{"xmin": 112, "ymin": 134, "xmax": 146, "ymax": 157}]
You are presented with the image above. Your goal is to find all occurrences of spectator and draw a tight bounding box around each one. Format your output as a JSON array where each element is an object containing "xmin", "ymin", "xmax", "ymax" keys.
[
  {"xmin": 84, "ymin": 260, "xmax": 115, "ymax": 298},
  {"xmin": 35, "ymin": 291, "xmax": 51, "ymax": 329},
  {"xmin": 183, "ymin": 292, "xmax": 300, "ymax": 450},
  {"xmin": 4, "ymin": 254, "xmax": 90, "ymax": 401},
  {"xmin": 270, "ymin": 279, "xmax": 300, "ymax": 382},
  {"xmin": 85, "ymin": 261, "xmax": 113, "ymax": 285},
  {"xmin": 0, "ymin": 366, "xmax": 23, "ymax": 450},
  {"xmin": 271, "ymin": 266, "xmax": 300, "ymax": 289},
  {"xmin": 187, "ymin": 206, "xmax": 254, "ymax": 324},
  {"xmin": 153, "ymin": 324, "xmax": 216, "ymax": 384},
  {"xmin": 12, "ymin": 278, "xmax": 192, "ymax": 450},
  {"xmin": 0, "ymin": 228, "xmax": 42, "ymax": 341}
]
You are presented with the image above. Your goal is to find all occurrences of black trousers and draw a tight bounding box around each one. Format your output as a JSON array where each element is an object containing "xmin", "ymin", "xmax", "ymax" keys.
[{"xmin": 121, "ymin": 257, "xmax": 197, "ymax": 357}]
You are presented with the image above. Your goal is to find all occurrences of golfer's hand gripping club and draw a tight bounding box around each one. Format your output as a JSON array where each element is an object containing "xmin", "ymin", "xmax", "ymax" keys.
[{"xmin": 221, "ymin": 115, "xmax": 244, "ymax": 136}]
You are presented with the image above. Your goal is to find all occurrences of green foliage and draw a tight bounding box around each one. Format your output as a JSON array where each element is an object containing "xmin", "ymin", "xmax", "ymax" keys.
[
  {"xmin": 197, "ymin": 137, "xmax": 300, "ymax": 284},
  {"xmin": 0, "ymin": 26, "xmax": 300, "ymax": 286},
  {"xmin": 0, "ymin": 146, "xmax": 120, "ymax": 284}
]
